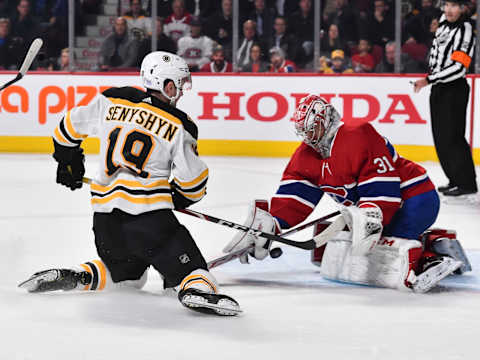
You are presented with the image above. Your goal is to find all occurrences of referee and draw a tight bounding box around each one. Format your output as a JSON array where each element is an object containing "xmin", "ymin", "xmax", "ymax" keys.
[{"xmin": 414, "ymin": 0, "xmax": 477, "ymax": 197}]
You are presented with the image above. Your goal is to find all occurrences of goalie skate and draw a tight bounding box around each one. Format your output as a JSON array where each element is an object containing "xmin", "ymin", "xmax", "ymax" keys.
[
  {"xmin": 18, "ymin": 269, "xmax": 91, "ymax": 293},
  {"xmin": 178, "ymin": 288, "xmax": 242, "ymax": 316},
  {"xmin": 411, "ymin": 256, "xmax": 462, "ymax": 293}
]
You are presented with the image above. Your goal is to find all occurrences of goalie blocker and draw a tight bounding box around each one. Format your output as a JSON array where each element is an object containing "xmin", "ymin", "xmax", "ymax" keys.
[{"xmin": 311, "ymin": 224, "xmax": 471, "ymax": 292}]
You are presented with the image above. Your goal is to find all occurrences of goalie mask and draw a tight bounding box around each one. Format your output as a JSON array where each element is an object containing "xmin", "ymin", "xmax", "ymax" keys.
[
  {"xmin": 293, "ymin": 95, "xmax": 342, "ymax": 157},
  {"xmin": 140, "ymin": 51, "xmax": 192, "ymax": 105}
]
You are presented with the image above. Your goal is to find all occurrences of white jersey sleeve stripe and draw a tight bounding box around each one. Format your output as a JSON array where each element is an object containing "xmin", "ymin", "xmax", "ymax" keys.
[
  {"xmin": 359, "ymin": 196, "xmax": 402, "ymax": 203},
  {"xmin": 358, "ymin": 176, "xmax": 401, "ymax": 186},
  {"xmin": 272, "ymin": 194, "xmax": 316, "ymax": 209}
]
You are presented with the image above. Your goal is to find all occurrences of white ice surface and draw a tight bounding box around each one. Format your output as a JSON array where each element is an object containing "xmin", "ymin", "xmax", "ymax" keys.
[{"xmin": 1, "ymin": 154, "xmax": 479, "ymax": 360}]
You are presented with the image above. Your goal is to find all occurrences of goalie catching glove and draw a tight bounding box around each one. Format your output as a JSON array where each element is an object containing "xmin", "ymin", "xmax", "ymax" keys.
[
  {"xmin": 52, "ymin": 140, "xmax": 85, "ymax": 191},
  {"xmin": 223, "ymin": 200, "xmax": 280, "ymax": 264},
  {"xmin": 340, "ymin": 203, "xmax": 383, "ymax": 256}
]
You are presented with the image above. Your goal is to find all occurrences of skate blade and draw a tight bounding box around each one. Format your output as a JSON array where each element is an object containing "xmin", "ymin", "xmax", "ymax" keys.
[
  {"xmin": 182, "ymin": 294, "xmax": 242, "ymax": 316},
  {"xmin": 413, "ymin": 260, "xmax": 462, "ymax": 293},
  {"xmin": 18, "ymin": 270, "xmax": 58, "ymax": 292}
]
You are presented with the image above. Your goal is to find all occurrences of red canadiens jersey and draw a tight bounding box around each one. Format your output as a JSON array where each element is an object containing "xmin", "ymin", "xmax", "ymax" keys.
[
  {"xmin": 200, "ymin": 61, "xmax": 233, "ymax": 72},
  {"xmin": 269, "ymin": 59, "xmax": 296, "ymax": 73},
  {"xmin": 270, "ymin": 122, "xmax": 435, "ymax": 229}
]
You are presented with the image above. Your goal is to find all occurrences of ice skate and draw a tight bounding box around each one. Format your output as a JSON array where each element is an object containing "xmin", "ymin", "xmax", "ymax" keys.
[
  {"xmin": 18, "ymin": 269, "xmax": 92, "ymax": 293},
  {"xmin": 411, "ymin": 256, "xmax": 462, "ymax": 293},
  {"xmin": 178, "ymin": 288, "xmax": 242, "ymax": 316}
]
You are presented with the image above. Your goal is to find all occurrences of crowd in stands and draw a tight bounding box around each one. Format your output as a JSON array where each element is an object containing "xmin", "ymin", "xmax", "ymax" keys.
[{"xmin": 0, "ymin": 0, "xmax": 477, "ymax": 73}]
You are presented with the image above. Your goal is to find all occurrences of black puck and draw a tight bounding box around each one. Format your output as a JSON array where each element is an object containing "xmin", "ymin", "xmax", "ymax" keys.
[{"xmin": 270, "ymin": 247, "xmax": 283, "ymax": 258}]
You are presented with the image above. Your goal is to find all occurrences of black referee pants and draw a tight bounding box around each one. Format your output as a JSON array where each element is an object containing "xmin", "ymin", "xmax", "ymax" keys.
[{"xmin": 430, "ymin": 78, "xmax": 477, "ymax": 191}]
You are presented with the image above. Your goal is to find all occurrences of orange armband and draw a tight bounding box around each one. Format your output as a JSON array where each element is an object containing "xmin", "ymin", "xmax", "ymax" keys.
[{"xmin": 451, "ymin": 51, "xmax": 471, "ymax": 68}]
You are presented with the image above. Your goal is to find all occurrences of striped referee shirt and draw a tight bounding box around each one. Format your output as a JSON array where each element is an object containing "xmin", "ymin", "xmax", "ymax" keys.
[{"xmin": 427, "ymin": 14, "xmax": 475, "ymax": 84}]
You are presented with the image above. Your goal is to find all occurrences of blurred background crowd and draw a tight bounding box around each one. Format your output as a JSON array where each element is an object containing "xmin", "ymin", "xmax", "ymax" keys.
[{"xmin": 0, "ymin": 0, "xmax": 477, "ymax": 73}]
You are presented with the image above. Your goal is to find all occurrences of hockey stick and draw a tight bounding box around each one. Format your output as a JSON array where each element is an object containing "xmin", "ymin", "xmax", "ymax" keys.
[
  {"xmin": 82, "ymin": 176, "xmax": 343, "ymax": 250},
  {"xmin": 207, "ymin": 212, "xmax": 343, "ymax": 269},
  {"xmin": 0, "ymin": 38, "xmax": 43, "ymax": 91},
  {"xmin": 178, "ymin": 208, "xmax": 342, "ymax": 250}
]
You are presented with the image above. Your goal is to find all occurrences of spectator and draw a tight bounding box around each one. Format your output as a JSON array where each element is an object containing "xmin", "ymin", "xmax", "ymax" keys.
[
  {"xmin": 236, "ymin": 19, "xmax": 266, "ymax": 68},
  {"xmin": 248, "ymin": 0, "xmax": 276, "ymax": 40},
  {"xmin": 375, "ymin": 41, "xmax": 424, "ymax": 73},
  {"xmin": 274, "ymin": 0, "xmax": 299, "ymax": 16},
  {"xmin": 404, "ymin": 0, "xmax": 442, "ymax": 46},
  {"xmin": 56, "ymin": 47, "xmax": 74, "ymax": 71},
  {"xmin": 267, "ymin": 15, "xmax": 297, "ymax": 61},
  {"xmin": 140, "ymin": 17, "xmax": 177, "ymax": 61},
  {"xmin": 185, "ymin": 0, "xmax": 218, "ymax": 19},
  {"xmin": 0, "ymin": 1, "xmax": 13, "ymax": 18},
  {"xmin": 327, "ymin": 0, "xmax": 358, "ymax": 45},
  {"xmin": 164, "ymin": 0, "xmax": 193, "ymax": 44},
  {"xmin": 177, "ymin": 16, "xmax": 213, "ymax": 72},
  {"xmin": 124, "ymin": 0, "xmax": 152, "ymax": 37},
  {"xmin": 241, "ymin": 42, "xmax": 269, "ymax": 72},
  {"xmin": 98, "ymin": 17, "xmax": 140, "ymax": 71},
  {"xmin": 200, "ymin": 45, "xmax": 233, "ymax": 72},
  {"xmin": 351, "ymin": 38, "xmax": 375, "ymax": 72},
  {"xmin": 44, "ymin": 0, "xmax": 84, "ymax": 58},
  {"xmin": 268, "ymin": 46, "xmax": 296, "ymax": 72},
  {"xmin": 204, "ymin": 0, "xmax": 234, "ymax": 58},
  {"xmin": 425, "ymin": 15, "xmax": 440, "ymax": 49},
  {"xmin": 288, "ymin": 0, "xmax": 314, "ymax": 66},
  {"xmin": 362, "ymin": 0, "xmax": 394, "ymax": 47},
  {"xmin": 320, "ymin": 49, "xmax": 353, "ymax": 73},
  {"xmin": 10, "ymin": 0, "xmax": 40, "ymax": 46},
  {"xmin": 320, "ymin": 23, "xmax": 347, "ymax": 57},
  {"xmin": 0, "ymin": 17, "xmax": 15, "ymax": 70}
]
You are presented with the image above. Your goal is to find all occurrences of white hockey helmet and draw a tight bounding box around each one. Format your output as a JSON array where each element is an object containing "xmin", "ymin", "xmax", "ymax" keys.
[{"xmin": 140, "ymin": 51, "xmax": 192, "ymax": 104}]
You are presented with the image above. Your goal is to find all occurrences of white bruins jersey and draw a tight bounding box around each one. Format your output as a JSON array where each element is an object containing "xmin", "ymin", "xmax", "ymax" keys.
[{"xmin": 53, "ymin": 87, "xmax": 208, "ymax": 215}]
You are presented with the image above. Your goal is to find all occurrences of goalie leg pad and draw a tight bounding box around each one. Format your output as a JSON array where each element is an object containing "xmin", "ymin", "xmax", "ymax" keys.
[
  {"xmin": 320, "ymin": 232, "xmax": 423, "ymax": 290},
  {"xmin": 422, "ymin": 229, "xmax": 472, "ymax": 274},
  {"xmin": 431, "ymin": 238, "xmax": 472, "ymax": 273}
]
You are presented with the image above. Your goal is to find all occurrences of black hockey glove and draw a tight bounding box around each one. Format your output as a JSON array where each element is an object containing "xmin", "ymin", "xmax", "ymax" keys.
[
  {"xmin": 53, "ymin": 141, "xmax": 85, "ymax": 191},
  {"xmin": 170, "ymin": 182, "xmax": 195, "ymax": 210}
]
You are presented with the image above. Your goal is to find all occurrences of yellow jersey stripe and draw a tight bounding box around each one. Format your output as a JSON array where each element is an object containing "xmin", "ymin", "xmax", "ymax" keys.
[
  {"xmin": 174, "ymin": 168, "xmax": 209, "ymax": 188},
  {"xmin": 91, "ymin": 191, "xmax": 173, "ymax": 205},
  {"xmin": 80, "ymin": 263, "xmax": 92, "ymax": 291},
  {"xmin": 91, "ymin": 179, "xmax": 170, "ymax": 193},
  {"xmin": 177, "ymin": 188, "xmax": 206, "ymax": 200},
  {"xmin": 92, "ymin": 260, "xmax": 107, "ymax": 291},
  {"xmin": 108, "ymin": 97, "xmax": 183, "ymax": 126},
  {"xmin": 54, "ymin": 127, "xmax": 72, "ymax": 146},
  {"xmin": 65, "ymin": 111, "xmax": 88, "ymax": 140},
  {"xmin": 180, "ymin": 274, "xmax": 217, "ymax": 293}
]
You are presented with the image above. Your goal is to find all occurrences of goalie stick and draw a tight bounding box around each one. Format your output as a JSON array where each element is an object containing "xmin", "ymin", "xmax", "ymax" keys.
[
  {"xmin": 0, "ymin": 38, "xmax": 43, "ymax": 91},
  {"xmin": 178, "ymin": 208, "xmax": 343, "ymax": 250},
  {"xmin": 207, "ymin": 211, "xmax": 344, "ymax": 269}
]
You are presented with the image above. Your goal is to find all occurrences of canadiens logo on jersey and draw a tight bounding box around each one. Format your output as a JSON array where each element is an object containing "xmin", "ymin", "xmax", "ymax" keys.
[{"xmin": 184, "ymin": 48, "xmax": 202, "ymax": 59}]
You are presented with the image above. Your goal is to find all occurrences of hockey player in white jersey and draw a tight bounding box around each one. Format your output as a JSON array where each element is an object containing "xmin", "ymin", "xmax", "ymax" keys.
[{"xmin": 18, "ymin": 51, "xmax": 241, "ymax": 316}]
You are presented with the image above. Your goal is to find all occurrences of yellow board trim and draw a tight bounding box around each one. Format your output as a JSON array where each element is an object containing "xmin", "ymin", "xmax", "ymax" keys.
[{"xmin": 0, "ymin": 136, "xmax": 479, "ymax": 164}]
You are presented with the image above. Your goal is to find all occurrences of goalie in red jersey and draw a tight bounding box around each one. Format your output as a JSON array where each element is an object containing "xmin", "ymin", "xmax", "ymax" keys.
[{"xmin": 224, "ymin": 95, "xmax": 471, "ymax": 292}]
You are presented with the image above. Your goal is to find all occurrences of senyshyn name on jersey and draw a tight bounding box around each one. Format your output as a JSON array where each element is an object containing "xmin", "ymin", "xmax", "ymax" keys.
[{"xmin": 105, "ymin": 104, "xmax": 179, "ymax": 141}]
